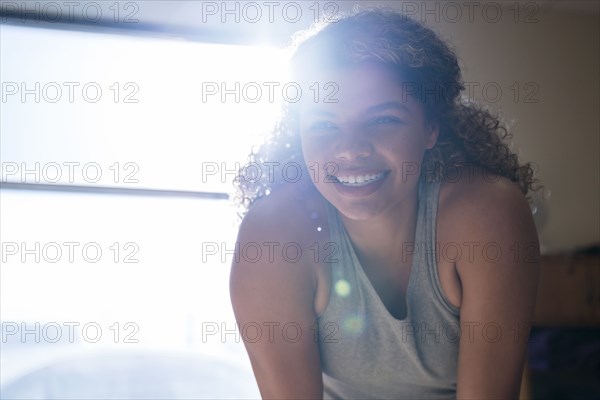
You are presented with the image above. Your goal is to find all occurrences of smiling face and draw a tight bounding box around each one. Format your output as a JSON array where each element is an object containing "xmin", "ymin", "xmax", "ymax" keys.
[{"xmin": 299, "ymin": 62, "xmax": 439, "ymax": 220}]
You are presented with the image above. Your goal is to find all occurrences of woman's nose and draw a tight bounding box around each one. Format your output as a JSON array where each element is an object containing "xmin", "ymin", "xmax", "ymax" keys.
[{"xmin": 333, "ymin": 134, "xmax": 373, "ymax": 162}]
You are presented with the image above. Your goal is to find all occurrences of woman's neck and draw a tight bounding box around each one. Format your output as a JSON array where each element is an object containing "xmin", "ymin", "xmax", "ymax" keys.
[{"xmin": 340, "ymin": 187, "xmax": 420, "ymax": 271}]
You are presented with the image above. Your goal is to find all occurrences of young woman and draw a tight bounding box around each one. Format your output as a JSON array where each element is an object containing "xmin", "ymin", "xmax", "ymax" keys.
[{"xmin": 230, "ymin": 9, "xmax": 541, "ymax": 400}]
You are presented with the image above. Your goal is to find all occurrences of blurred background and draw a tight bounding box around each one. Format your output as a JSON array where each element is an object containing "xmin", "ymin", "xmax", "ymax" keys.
[{"xmin": 1, "ymin": 1, "xmax": 598, "ymax": 399}]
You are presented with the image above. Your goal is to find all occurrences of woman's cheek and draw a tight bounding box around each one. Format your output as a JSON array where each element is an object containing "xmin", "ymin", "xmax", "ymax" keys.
[{"xmin": 301, "ymin": 137, "xmax": 329, "ymax": 164}]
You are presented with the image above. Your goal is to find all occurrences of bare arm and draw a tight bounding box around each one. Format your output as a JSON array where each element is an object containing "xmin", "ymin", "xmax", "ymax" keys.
[
  {"xmin": 230, "ymin": 198, "xmax": 324, "ymax": 399},
  {"xmin": 448, "ymin": 177, "xmax": 541, "ymax": 399}
]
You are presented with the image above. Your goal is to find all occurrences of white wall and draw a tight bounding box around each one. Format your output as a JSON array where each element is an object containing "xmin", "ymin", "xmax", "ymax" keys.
[{"xmin": 416, "ymin": 4, "xmax": 599, "ymax": 253}]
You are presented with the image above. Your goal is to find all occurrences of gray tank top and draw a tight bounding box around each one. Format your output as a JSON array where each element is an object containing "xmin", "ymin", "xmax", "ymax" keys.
[{"xmin": 317, "ymin": 177, "xmax": 461, "ymax": 399}]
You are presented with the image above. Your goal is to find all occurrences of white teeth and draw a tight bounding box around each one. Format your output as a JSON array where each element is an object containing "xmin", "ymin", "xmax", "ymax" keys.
[{"xmin": 335, "ymin": 172, "xmax": 386, "ymax": 187}]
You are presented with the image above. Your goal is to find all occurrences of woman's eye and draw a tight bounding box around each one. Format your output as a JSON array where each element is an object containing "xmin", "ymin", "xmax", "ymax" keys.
[{"xmin": 307, "ymin": 121, "xmax": 338, "ymax": 133}]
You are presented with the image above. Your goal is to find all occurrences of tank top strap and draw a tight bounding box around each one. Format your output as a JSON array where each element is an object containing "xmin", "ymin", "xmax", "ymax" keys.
[{"xmin": 418, "ymin": 177, "xmax": 461, "ymax": 316}]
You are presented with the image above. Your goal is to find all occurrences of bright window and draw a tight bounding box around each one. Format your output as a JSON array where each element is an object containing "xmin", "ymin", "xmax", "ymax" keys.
[{"xmin": 0, "ymin": 22, "xmax": 290, "ymax": 398}]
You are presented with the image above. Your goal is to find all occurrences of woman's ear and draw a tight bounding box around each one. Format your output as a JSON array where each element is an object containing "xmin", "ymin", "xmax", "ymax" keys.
[{"xmin": 425, "ymin": 122, "xmax": 440, "ymax": 150}]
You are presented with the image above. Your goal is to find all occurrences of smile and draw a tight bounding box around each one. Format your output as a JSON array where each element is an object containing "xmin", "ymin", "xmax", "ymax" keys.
[{"xmin": 333, "ymin": 171, "xmax": 389, "ymax": 187}]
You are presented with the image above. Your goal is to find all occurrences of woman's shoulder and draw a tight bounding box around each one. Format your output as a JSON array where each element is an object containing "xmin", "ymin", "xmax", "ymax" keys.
[
  {"xmin": 233, "ymin": 183, "xmax": 327, "ymax": 286},
  {"xmin": 239, "ymin": 183, "xmax": 326, "ymax": 244},
  {"xmin": 437, "ymin": 165, "xmax": 534, "ymax": 242},
  {"xmin": 231, "ymin": 184, "xmax": 325, "ymax": 318}
]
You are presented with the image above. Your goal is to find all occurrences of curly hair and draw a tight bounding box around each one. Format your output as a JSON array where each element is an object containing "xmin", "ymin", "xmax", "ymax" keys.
[{"xmin": 233, "ymin": 8, "xmax": 540, "ymax": 213}]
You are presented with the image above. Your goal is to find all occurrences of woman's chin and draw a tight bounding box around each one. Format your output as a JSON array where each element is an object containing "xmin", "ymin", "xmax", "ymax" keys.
[{"xmin": 329, "ymin": 200, "xmax": 387, "ymax": 221}]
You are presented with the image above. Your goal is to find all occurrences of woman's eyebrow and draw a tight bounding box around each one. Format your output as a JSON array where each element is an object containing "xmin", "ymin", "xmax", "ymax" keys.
[
  {"xmin": 364, "ymin": 101, "xmax": 411, "ymax": 115},
  {"xmin": 302, "ymin": 102, "xmax": 410, "ymax": 118}
]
